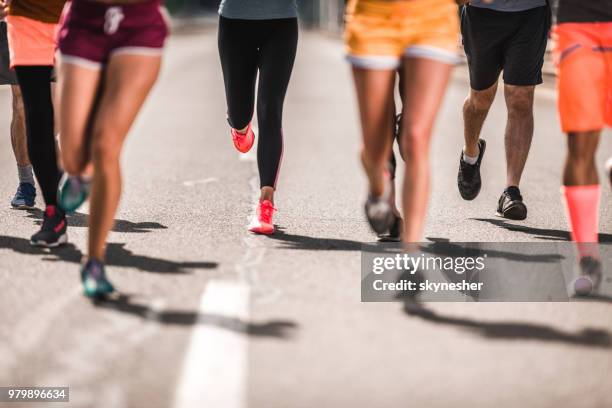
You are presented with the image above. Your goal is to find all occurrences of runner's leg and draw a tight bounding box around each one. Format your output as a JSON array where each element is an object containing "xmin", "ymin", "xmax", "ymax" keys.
[
  {"xmin": 256, "ymin": 18, "xmax": 298, "ymax": 202},
  {"xmin": 58, "ymin": 62, "xmax": 103, "ymax": 176},
  {"xmin": 399, "ymin": 57, "xmax": 452, "ymax": 244},
  {"xmin": 463, "ymin": 84, "xmax": 496, "ymax": 157},
  {"xmin": 218, "ymin": 16, "xmax": 258, "ymax": 134},
  {"xmin": 87, "ymin": 54, "xmax": 161, "ymax": 260},
  {"xmin": 352, "ymin": 68, "xmax": 396, "ymax": 198},
  {"xmin": 14, "ymin": 66, "xmax": 60, "ymax": 207}
]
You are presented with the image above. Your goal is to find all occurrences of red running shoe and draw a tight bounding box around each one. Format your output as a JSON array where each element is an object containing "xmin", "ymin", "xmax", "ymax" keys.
[
  {"xmin": 248, "ymin": 200, "xmax": 275, "ymax": 235},
  {"xmin": 231, "ymin": 123, "xmax": 255, "ymax": 153}
]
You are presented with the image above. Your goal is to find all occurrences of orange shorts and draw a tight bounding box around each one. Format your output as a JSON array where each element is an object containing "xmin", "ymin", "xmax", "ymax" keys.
[
  {"xmin": 6, "ymin": 15, "xmax": 58, "ymax": 68},
  {"xmin": 554, "ymin": 22, "xmax": 612, "ymax": 133},
  {"xmin": 345, "ymin": 0, "xmax": 460, "ymax": 69}
]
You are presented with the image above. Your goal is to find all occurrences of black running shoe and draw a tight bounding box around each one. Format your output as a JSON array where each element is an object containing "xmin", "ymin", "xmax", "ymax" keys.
[
  {"xmin": 30, "ymin": 205, "xmax": 68, "ymax": 247},
  {"xmin": 457, "ymin": 139, "xmax": 486, "ymax": 200},
  {"xmin": 378, "ymin": 215, "xmax": 403, "ymax": 242},
  {"xmin": 497, "ymin": 186, "xmax": 527, "ymax": 220},
  {"xmin": 572, "ymin": 256, "xmax": 602, "ymax": 297}
]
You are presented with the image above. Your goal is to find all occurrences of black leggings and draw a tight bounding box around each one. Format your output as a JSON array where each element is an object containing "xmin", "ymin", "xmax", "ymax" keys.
[
  {"xmin": 218, "ymin": 16, "xmax": 298, "ymax": 189},
  {"xmin": 15, "ymin": 66, "xmax": 60, "ymax": 206}
]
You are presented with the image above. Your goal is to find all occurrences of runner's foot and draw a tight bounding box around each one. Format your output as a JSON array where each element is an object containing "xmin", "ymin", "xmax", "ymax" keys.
[
  {"xmin": 30, "ymin": 205, "xmax": 68, "ymax": 247},
  {"xmin": 571, "ymin": 256, "xmax": 602, "ymax": 297},
  {"xmin": 81, "ymin": 258, "xmax": 115, "ymax": 299},
  {"xmin": 249, "ymin": 200, "xmax": 276, "ymax": 235},
  {"xmin": 497, "ymin": 186, "xmax": 527, "ymax": 220},
  {"xmin": 231, "ymin": 123, "xmax": 255, "ymax": 153},
  {"xmin": 457, "ymin": 139, "xmax": 486, "ymax": 200},
  {"xmin": 58, "ymin": 174, "xmax": 91, "ymax": 213},
  {"xmin": 10, "ymin": 182, "xmax": 36, "ymax": 209}
]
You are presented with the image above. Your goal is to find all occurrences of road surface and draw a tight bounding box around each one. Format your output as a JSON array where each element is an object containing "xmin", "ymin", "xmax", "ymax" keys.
[{"xmin": 0, "ymin": 24, "xmax": 611, "ymax": 408}]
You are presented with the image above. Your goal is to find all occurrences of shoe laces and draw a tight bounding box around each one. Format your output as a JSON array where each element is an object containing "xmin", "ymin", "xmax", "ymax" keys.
[
  {"xmin": 16, "ymin": 182, "xmax": 34, "ymax": 197},
  {"xmin": 259, "ymin": 200, "xmax": 276, "ymax": 224},
  {"xmin": 505, "ymin": 186, "xmax": 522, "ymax": 201}
]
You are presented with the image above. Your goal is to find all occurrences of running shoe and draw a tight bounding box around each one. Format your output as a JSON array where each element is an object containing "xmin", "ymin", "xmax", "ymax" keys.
[
  {"xmin": 365, "ymin": 174, "xmax": 395, "ymax": 235},
  {"xmin": 457, "ymin": 139, "xmax": 486, "ymax": 201},
  {"xmin": 606, "ymin": 157, "xmax": 612, "ymax": 189},
  {"xmin": 10, "ymin": 182, "xmax": 36, "ymax": 209},
  {"xmin": 378, "ymin": 215, "xmax": 403, "ymax": 242},
  {"xmin": 81, "ymin": 258, "xmax": 115, "ymax": 298},
  {"xmin": 58, "ymin": 174, "xmax": 91, "ymax": 214},
  {"xmin": 231, "ymin": 123, "xmax": 255, "ymax": 154},
  {"xmin": 571, "ymin": 256, "xmax": 602, "ymax": 297},
  {"xmin": 497, "ymin": 186, "xmax": 527, "ymax": 220},
  {"xmin": 248, "ymin": 200, "xmax": 276, "ymax": 235},
  {"xmin": 30, "ymin": 205, "xmax": 68, "ymax": 247}
]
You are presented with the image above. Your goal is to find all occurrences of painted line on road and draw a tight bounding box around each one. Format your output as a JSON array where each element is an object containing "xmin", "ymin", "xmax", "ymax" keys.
[
  {"xmin": 172, "ymin": 280, "xmax": 250, "ymax": 408},
  {"xmin": 182, "ymin": 177, "xmax": 218, "ymax": 187}
]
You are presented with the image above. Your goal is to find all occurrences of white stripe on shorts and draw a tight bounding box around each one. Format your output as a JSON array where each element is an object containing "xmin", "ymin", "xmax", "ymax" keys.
[
  {"xmin": 403, "ymin": 45, "xmax": 460, "ymax": 65},
  {"xmin": 110, "ymin": 47, "xmax": 164, "ymax": 57},
  {"xmin": 59, "ymin": 54, "xmax": 103, "ymax": 70},
  {"xmin": 346, "ymin": 54, "xmax": 400, "ymax": 70}
]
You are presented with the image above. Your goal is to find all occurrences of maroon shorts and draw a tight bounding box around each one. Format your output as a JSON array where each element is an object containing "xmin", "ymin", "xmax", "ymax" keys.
[{"xmin": 58, "ymin": 0, "xmax": 169, "ymax": 69}]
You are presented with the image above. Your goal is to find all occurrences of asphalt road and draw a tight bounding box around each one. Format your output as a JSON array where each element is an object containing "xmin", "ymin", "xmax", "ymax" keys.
[{"xmin": 0, "ymin": 25, "xmax": 611, "ymax": 408}]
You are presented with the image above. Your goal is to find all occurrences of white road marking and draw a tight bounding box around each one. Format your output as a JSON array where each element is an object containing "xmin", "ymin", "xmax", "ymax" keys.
[
  {"xmin": 182, "ymin": 177, "xmax": 218, "ymax": 187},
  {"xmin": 172, "ymin": 281, "xmax": 250, "ymax": 408}
]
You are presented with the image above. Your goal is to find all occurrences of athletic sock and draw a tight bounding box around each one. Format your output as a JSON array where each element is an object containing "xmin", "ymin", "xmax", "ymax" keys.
[
  {"xmin": 562, "ymin": 185, "xmax": 600, "ymax": 258},
  {"xmin": 462, "ymin": 150, "xmax": 479, "ymax": 165},
  {"xmin": 17, "ymin": 165, "xmax": 35, "ymax": 186}
]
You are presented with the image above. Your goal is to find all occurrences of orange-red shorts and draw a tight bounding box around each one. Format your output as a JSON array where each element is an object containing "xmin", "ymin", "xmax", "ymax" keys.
[
  {"xmin": 345, "ymin": 0, "xmax": 460, "ymax": 69},
  {"xmin": 554, "ymin": 22, "xmax": 612, "ymax": 133},
  {"xmin": 6, "ymin": 15, "xmax": 58, "ymax": 68}
]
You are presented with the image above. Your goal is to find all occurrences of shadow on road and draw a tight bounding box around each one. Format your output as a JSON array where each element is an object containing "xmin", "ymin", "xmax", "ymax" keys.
[
  {"xmin": 0, "ymin": 235, "xmax": 217, "ymax": 274},
  {"xmin": 403, "ymin": 301, "xmax": 612, "ymax": 348},
  {"xmin": 268, "ymin": 229, "xmax": 362, "ymax": 251},
  {"xmin": 93, "ymin": 295, "xmax": 297, "ymax": 338},
  {"xmin": 26, "ymin": 209, "xmax": 168, "ymax": 234},
  {"xmin": 425, "ymin": 237, "xmax": 564, "ymax": 263},
  {"xmin": 473, "ymin": 218, "xmax": 612, "ymax": 243}
]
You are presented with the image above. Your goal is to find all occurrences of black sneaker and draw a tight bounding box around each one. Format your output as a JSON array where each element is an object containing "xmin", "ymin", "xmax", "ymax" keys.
[
  {"xmin": 30, "ymin": 205, "xmax": 68, "ymax": 247},
  {"xmin": 378, "ymin": 215, "xmax": 403, "ymax": 242},
  {"xmin": 497, "ymin": 186, "xmax": 527, "ymax": 220},
  {"xmin": 457, "ymin": 139, "xmax": 486, "ymax": 200}
]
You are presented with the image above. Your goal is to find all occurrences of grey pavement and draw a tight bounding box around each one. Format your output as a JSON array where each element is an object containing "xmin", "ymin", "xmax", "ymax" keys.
[{"xmin": 0, "ymin": 26, "xmax": 611, "ymax": 408}]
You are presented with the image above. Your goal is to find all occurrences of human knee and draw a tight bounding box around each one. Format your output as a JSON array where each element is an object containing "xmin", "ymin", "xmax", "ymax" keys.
[
  {"xmin": 91, "ymin": 127, "xmax": 122, "ymax": 167},
  {"xmin": 468, "ymin": 86, "xmax": 496, "ymax": 111},
  {"xmin": 505, "ymin": 86, "xmax": 534, "ymax": 115},
  {"xmin": 400, "ymin": 125, "xmax": 431, "ymax": 160}
]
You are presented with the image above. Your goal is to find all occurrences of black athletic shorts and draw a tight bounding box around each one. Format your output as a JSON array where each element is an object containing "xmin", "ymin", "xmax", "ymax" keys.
[
  {"xmin": 0, "ymin": 22, "xmax": 17, "ymax": 86},
  {"xmin": 461, "ymin": 5, "xmax": 551, "ymax": 91}
]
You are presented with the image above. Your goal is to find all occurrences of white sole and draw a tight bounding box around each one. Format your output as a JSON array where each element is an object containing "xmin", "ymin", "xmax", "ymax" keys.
[{"xmin": 30, "ymin": 233, "xmax": 68, "ymax": 248}]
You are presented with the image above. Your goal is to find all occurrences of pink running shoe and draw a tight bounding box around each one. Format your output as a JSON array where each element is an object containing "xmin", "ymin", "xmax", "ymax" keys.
[
  {"xmin": 231, "ymin": 123, "xmax": 255, "ymax": 153},
  {"xmin": 248, "ymin": 200, "xmax": 276, "ymax": 235}
]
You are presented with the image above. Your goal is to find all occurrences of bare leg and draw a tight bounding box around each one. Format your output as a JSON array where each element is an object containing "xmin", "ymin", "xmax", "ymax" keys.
[
  {"xmin": 564, "ymin": 132, "xmax": 600, "ymax": 186},
  {"xmin": 58, "ymin": 63, "xmax": 102, "ymax": 175},
  {"xmin": 88, "ymin": 54, "xmax": 161, "ymax": 260},
  {"xmin": 504, "ymin": 85, "xmax": 535, "ymax": 187},
  {"xmin": 10, "ymin": 85, "xmax": 28, "ymax": 167},
  {"xmin": 463, "ymin": 83, "xmax": 497, "ymax": 157},
  {"xmin": 400, "ymin": 58, "xmax": 453, "ymax": 244},
  {"xmin": 352, "ymin": 67, "xmax": 396, "ymax": 198}
]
